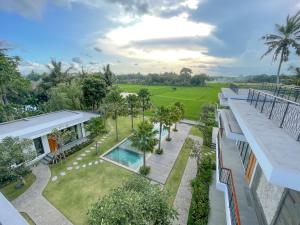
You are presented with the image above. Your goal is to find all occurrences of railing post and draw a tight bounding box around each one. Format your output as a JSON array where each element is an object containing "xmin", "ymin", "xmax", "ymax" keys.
[
  {"xmin": 269, "ymin": 97, "xmax": 277, "ymax": 119},
  {"xmin": 250, "ymin": 90, "xmax": 255, "ymax": 105},
  {"xmin": 261, "ymin": 94, "xmax": 267, "ymax": 113},
  {"xmin": 255, "ymin": 92, "xmax": 260, "ymax": 108},
  {"xmin": 247, "ymin": 89, "xmax": 251, "ymax": 101},
  {"xmin": 279, "ymin": 102, "xmax": 290, "ymax": 128}
]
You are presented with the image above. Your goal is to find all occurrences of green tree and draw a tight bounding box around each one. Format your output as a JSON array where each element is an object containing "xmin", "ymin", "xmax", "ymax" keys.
[
  {"xmin": 86, "ymin": 117, "xmax": 106, "ymax": 138},
  {"xmin": 101, "ymin": 64, "xmax": 115, "ymax": 87},
  {"xmin": 163, "ymin": 106, "xmax": 176, "ymax": 141},
  {"xmin": 126, "ymin": 94, "xmax": 139, "ymax": 131},
  {"xmin": 173, "ymin": 102, "xmax": 184, "ymax": 131},
  {"xmin": 104, "ymin": 89, "xmax": 126, "ymax": 141},
  {"xmin": 138, "ymin": 88, "xmax": 151, "ymax": 122},
  {"xmin": 82, "ymin": 76, "xmax": 106, "ymax": 110},
  {"xmin": 151, "ymin": 106, "xmax": 167, "ymax": 151},
  {"xmin": 0, "ymin": 137, "xmax": 34, "ymax": 186},
  {"xmin": 190, "ymin": 74, "xmax": 207, "ymax": 86},
  {"xmin": 88, "ymin": 176, "xmax": 177, "ymax": 225},
  {"xmin": 46, "ymin": 59, "xmax": 72, "ymax": 85},
  {"xmin": 130, "ymin": 121, "xmax": 157, "ymax": 174},
  {"xmin": 261, "ymin": 11, "xmax": 300, "ymax": 84}
]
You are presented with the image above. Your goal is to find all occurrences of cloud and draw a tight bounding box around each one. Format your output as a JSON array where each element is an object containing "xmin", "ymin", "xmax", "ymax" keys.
[
  {"xmin": 103, "ymin": 0, "xmax": 149, "ymax": 15},
  {"xmin": 94, "ymin": 47, "xmax": 102, "ymax": 53},
  {"xmin": 18, "ymin": 60, "xmax": 47, "ymax": 74},
  {"xmin": 72, "ymin": 57, "xmax": 83, "ymax": 64}
]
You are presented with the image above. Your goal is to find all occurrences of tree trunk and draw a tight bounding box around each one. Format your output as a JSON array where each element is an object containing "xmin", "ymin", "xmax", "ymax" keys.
[
  {"xmin": 143, "ymin": 149, "xmax": 146, "ymax": 167},
  {"xmin": 174, "ymin": 122, "xmax": 177, "ymax": 131},
  {"xmin": 276, "ymin": 52, "xmax": 284, "ymax": 85},
  {"xmin": 158, "ymin": 122, "xmax": 162, "ymax": 150},
  {"xmin": 167, "ymin": 126, "xmax": 171, "ymax": 140},
  {"xmin": 131, "ymin": 108, "xmax": 134, "ymax": 131},
  {"xmin": 142, "ymin": 99, "xmax": 145, "ymax": 122},
  {"xmin": 115, "ymin": 114, "xmax": 118, "ymax": 141}
]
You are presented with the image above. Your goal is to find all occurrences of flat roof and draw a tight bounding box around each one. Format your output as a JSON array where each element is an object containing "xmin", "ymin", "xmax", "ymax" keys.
[
  {"xmin": 229, "ymin": 99, "xmax": 300, "ymax": 191},
  {"xmin": 0, "ymin": 110, "xmax": 98, "ymax": 140},
  {"xmin": 221, "ymin": 88, "xmax": 249, "ymax": 100}
]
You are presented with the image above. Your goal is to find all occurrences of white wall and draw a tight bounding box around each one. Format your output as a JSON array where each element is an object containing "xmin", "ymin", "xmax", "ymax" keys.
[{"xmin": 41, "ymin": 135, "xmax": 51, "ymax": 154}]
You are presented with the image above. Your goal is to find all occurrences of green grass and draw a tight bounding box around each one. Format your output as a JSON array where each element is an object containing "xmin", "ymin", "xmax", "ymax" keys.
[
  {"xmin": 21, "ymin": 212, "xmax": 36, "ymax": 225},
  {"xmin": 119, "ymin": 83, "xmax": 224, "ymax": 120},
  {"xmin": 189, "ymin": 126, "xmax": 203, "ymax": 137},
  {"xmin": 164, "ymin": 138, "xmax": 193, "ymax": 205},
  {"xmin": 43, "ymin": 116, "xmax": 142, "ymax": 225},
  {"xmin": 0, "ymin": 173, "xmax": 36, "ymax": 201}
]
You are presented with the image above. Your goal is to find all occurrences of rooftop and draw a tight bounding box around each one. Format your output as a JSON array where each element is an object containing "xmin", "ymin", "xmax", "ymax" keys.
[
  {"xmin": 0, "ymin": 110, "xmax": 98, "ymax": 140},
  {"xmin": 229, "ymin": 98, "xmax": 300, "ymax": 191}
]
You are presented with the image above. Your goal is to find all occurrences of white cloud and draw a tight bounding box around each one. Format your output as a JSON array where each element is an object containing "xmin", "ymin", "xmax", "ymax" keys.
[{"xmin": 180, "ymin": 0, "xmax": 201, "ymax": 10}]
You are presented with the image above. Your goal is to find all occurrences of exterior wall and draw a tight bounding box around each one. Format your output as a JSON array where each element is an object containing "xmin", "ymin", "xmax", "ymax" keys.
[
  {"xmin": 41, "ymin": 135, "xmax": 51, "ymax": 154},
  {"xmin": 82, "ymin": 122, "xmax": 88, "ymax": 137},
  {"xmin": 255, "ymin": 170, "xmax": 284, "ymax": 225},
  {"xmin": 76, "ymin": 124, "xmax": 83, "ymax": 139}
]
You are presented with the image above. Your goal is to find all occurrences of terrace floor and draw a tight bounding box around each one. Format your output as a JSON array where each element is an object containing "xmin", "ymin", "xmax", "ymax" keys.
[
  {"xmin": 147, "ymin": 123, "xmax": 191, "ymax": 184},
  {"xmin": 220, "ymin": 135, "xmax": 259, "ymax": 225}
]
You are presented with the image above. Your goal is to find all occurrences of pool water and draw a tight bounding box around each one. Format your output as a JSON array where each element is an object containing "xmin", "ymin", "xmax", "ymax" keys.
[{"xmin": 104, "ymin": 147, "xmax": 143, "ymax": 170}]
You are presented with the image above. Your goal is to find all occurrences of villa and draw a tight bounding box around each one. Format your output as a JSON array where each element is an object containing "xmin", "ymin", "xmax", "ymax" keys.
[
  {"xmin": 0, "ymin": 110, "xmax": 98, "ymax": 164},
  {"xmin": 215, "ymin": 85, "xmax": 300, "ymax": 225}
]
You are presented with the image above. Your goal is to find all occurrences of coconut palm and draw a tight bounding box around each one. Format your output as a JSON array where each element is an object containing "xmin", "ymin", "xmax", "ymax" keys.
[
  {"xmin": 101, "ymin": 64, "xmax": 115, "ymax": 87},
  {"xmin": 126, "ymin": 94, "xmax": 139, "ymax": 131},
  {"xmin": 163, "ymin": 106, "xmax": 175, "ymax": 141},
  {"xmin": 261, "ymin": 11, "xmax": 300, "ymax": 84},
  {"xmin": 151, "ymin": 106, "xmax": 167, "ymax": 151},
  {"xmin": 173, "ymin": 102, "xmax": 184, "ymax": 131},
  {"xmin": 138, "ymin": 88, "xmax": 151, "ymax": 122},
  {"xmin": 130, "ymin": 121, "xmax": 158, "ymax": 174}
]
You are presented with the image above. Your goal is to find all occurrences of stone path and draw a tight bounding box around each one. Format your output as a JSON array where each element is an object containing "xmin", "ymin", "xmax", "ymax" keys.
[
  {"xmin": 12, "ymin": 164, "xmax": 72, "ymax": 225},
  {"xmin": 173, "ymin": 136, "xmax": 202, "ymax": 225},
  {"xmin": 147, "ymin": 123, "xmax": 191, "ymax": 184}
]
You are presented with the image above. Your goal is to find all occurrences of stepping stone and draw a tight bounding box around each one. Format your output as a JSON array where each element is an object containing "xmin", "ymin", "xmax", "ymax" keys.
[
  {"xmin": 97, "ymin": 141, "xmax": 101, "ymax": 144},
  {"xmin": 60, "ymin": 172, "xmax": 66, "ymax": 176},
  {"xmin": 77, "ymin": 157, "xmax": 82, "ymax": 161},
  {"xmin": 85, "ymin": 150, "xmax": 91, "ymax": 153},
  {"xmin": 99, "ymin": 159, "xmax": 103, "ymax": 163},
  {"xmin": 82, "ymin": 164, "xmax": 86, "ymax": 168},
  {"xmin": 90, "ymin": 147, "xmax": 95, "ymax": 150},
  {"xmin": 67, "ymin": 167, "xmax": 73, "ymax": 171},
  {"xmin": 80, "ymin": 153, "xmax": 86, "ymax": 157},
  {"xmin": 76, "ymin": 166, "xmax": 80, "ymax": 170},
  {"xmin": 94, "ymin": 161, "xmax": 98, "ymax": 165},
  {"xmin": 52, "ymin": 176, "xmax": 58, "ymax": 182},
  {"xmin": 88, "ymin": 162, "xmax": 92, "ymax": 166},
  {"xmin": 73, "ymin": 162, "xmax": 78, "ymax": 165}
]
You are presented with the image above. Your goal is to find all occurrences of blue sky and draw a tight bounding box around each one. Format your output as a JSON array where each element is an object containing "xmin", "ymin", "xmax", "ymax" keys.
[{"xmin": 0, "ymin": 0, "xmax": 299, "ymax": 75}]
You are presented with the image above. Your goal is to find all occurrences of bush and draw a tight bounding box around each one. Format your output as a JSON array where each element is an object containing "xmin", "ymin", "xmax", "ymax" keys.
[
  {"xmin": 187, "ymin": 154, "xmax": 213, "ymax": 225},
  {"xmin": 139, "ymin": 165, "xmax": 151, "ymax": 175},
  {"xmin": 155, "ymin": 148, "xmax": 164, "ymax": 154},
  {"xmin": 64, "ymin": 139, "xmax": 94, "ymax": 157}
]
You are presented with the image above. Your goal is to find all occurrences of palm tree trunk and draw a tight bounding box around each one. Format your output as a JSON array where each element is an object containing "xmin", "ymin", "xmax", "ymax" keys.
[
  {"xmin": 142, "ymin": 99, "xmax": 145, "ymax": 122},
  {"xmin": 277, "ymin": 52, "xmax": 284, "ymax": 85},
  {"xmin": 167, "ymin": 126, "xmax": 171, "ymax": 140},
  {"xmin": 158, "ymin": 122, "xmax": 162, "ymax": 150},
  {"xmin": 175, "ymin": 122, "xmax": 177, "ymax": 131},
  {"xmin": 143, "ymin": 149, "xmax": 146, "ymax": 167},
  {"xmin": 115, "ymin": 113, "xmax": 118, "ymax": 141},
  {"xmin": 131, "ymin": 108, "xmax": 134, "ymax": 131}
]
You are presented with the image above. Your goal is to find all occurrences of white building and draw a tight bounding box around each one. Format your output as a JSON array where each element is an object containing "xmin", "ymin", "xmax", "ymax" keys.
[
  {"xmin": 216, "ymin": 86, "xmax": 300, "ymax": 225},
  {"xmin": 0, "ymin": 110, "xmax": 98, "ymax": 164}
]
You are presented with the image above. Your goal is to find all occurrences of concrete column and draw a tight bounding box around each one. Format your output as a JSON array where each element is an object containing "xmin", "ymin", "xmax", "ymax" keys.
[
  {"xmin": 41, "ymin": 135, "xmax": 51, "ymax": 154},
  {"xmin": 76, "ymin": 124, "xmax": 83, "ymax": 139},
  {"xmin": 81, "ymin": 123, "xmax": 87, "ymax": 137}
]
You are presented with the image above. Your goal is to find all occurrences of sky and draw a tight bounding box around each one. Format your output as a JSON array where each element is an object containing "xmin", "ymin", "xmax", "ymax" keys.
[{"xmin": 0, "ymin": 0, "xmax": 299, "ymax": 76}]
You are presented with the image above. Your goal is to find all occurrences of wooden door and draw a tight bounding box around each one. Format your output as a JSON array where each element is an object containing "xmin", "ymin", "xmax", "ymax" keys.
[
  {"xmin": 245, "ymin": 152, "xmax": 256, "ymax": 183},
  {"xmin": 48, "ymin": 138, "xmax": 57, "ymax": 153}
]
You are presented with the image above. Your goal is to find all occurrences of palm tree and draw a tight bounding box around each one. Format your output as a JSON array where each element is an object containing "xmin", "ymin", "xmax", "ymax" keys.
[
  {"xmin": 138, "ymin": 88, "xmax": 151, "ymax": 122},
  {"xmin": 101, "ymin": 64, "xmax": 115, "ymax": 87},
  {"xmin": 104, "ymin": 90, "xmax": 126, "ymax": 141},
  {"xmin": 163, "ymin": 106, "xmax": 175, "ymax": 141},
  {"xmin": 173, "ymin": 102, "xmax": 184, "ymax": 131},
  {"xmin": 130, "ymin": 121, "xmax": 158, "ymax": 174},
  {"xmin": 126, "ymin": 94, "xmax": 139, "ymax": 131},
  {"xmin": 151, "ymin": 106, "xmax": 167, "ymax": 151},
  {"xmin": 261, "ymin": 11, "xmax": 300, "ymax": 84},
  {"xmin": 46, "ymin": 59, "xmax": 72, "ymax": 85}
]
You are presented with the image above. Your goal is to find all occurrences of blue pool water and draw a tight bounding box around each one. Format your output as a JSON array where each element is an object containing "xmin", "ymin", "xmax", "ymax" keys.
[
  {"xmin": 103, "ymin": 123, "xmax": 168, "ymax": 170},
  {"xmin": 104, "ymin": 146, "xmax": 143, "ymax": 170}
]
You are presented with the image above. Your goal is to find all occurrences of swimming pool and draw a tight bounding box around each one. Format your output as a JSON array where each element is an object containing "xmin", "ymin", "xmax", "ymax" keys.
[{"xmin": 102, "ymin": 123, "xmax": 168, "ymax": 170}]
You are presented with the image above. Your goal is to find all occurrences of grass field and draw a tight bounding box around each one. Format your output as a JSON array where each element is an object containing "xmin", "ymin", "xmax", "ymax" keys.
[{"xmin": 119, "ymin": 83, "xmax": 224, "ymax": 120}]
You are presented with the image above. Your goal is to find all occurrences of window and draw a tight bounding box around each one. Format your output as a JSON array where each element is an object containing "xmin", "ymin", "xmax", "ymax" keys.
[{"xmin": 33, "ymin": 137, "xmax": 45, "ymax": 156}]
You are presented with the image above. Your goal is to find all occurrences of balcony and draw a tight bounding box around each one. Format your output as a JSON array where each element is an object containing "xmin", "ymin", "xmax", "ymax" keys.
[{"xmin": 216, "ymin": 131, "xmax": 260, "ymax": 225}]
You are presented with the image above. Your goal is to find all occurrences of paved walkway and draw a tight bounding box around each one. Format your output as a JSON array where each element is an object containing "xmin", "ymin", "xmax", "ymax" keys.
[
  {"xmin": 13, "ymin": 164, "xmax": 73, "ymax": 225},
  {"xmin": 173, "ymin": 136, "xmax": 202, "ymax": 225},
  {"xmin": 147, "ymin": 123, "xmax": 191, "ymax": 184}
]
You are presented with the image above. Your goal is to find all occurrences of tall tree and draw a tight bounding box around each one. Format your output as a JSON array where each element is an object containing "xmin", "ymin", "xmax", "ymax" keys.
[
  {"xmin": 46, "ymin": 59, "xmax": 72, "ymax": 85},
  {"xmin": 261, "ymin": 11, "xmax": 300, "ymax": 84},
  {"xmin": 151, "ymin": 106, "xmax": 167, "ymax": 151},
  {"xmin": 173, "ymin": 102, "xmax": 184, "ymax": 131},
  {"xmin": 130, "ymin": 121, "xmax": 157, "ymax": 175},
  {"xmin": 86, "ymin": 117, "xmax": 106, "ymax": 138},
  {"xmin": 104, "ymin": 89, "xmax": 126, "ymax": 141},
  {"xmin": 138, "ymin": 88, "xmax": 151, "ymax": 122},
  {"xmin": 163, "ymin": 106, "xmax": 176, "ymax": 141},
  {"xmin": 101, "ymin": 64, "xmax": 115, "ymax": 87},
  {"xmin": 126, "ymin": 94, "xmax": 139, "ymax": 131},
  {"xmin": 82, "ymin": 76, "xmax": 106, "ymax": 110},
  {"xmin": 0, "ymin": 137, "xmax": 34, "ymax": 186}
]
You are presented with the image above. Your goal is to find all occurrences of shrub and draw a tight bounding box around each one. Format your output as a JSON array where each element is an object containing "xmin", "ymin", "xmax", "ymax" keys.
[
  {"xmin": 139, "ymin": 165, "xmax": 151, "ymax": 175},
  {"xmin": 155, "ymin": 148, "xmax": 164, "ymax": 154},
  {"xmin": 64, "ymin": 139, "xmax": 94, "ymax": 157}
]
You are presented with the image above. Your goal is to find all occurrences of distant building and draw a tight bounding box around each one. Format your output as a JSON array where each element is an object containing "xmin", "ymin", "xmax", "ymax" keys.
[
  {"xmin": 216, "ymin": 86, "xmax": 300, "ymax": 225},
  {"xmin": 0, "ymin": 110, "xmax": 98, "ymax": 164}
]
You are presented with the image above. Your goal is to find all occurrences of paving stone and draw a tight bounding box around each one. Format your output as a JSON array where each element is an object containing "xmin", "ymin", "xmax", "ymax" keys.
[
  {"xmin": 88, "ymin": 162, "xmax": 92, "ymax": 166},
  {"xmin": 51, "ymin": 176, "xmax": 58, "ymax": 182},
  {"xmin": 82, "ymin": 164, "xmax": 86, "ymax": 168},
  {"xmin": 90, "ymin": 147, "xmax": 95, "ymax": 150},
  {"xmin": 73, "ymin": 162, "xmax": 78, "ymax": 165},
  {"xmin": 85, "ymin": 150, "xmax": 91, "ymax": 153},
  {"xmin": 80, "ymin": 153, "xmax": 86, "ymax": 157},
  {"xmin": 76, "ymin": 157, "xmax": 82, "ymax": 160},
  {"xmin": 99, "ymin": 159, "xmax": 103, "ymax": 163},
  {"xmin": 76, "ymin": 166, "xmax": 80, "ymax": 170},
  {"xmin": 94, "ymin": 161, "xmax": 98, "ymax": 165},
  {"xmin": 67, "ymin": 167, "xmax": 73, "ymax": 171},
  {"xmin": 60, "ymin": 172, "xmax": 66, "ymax": 176}
]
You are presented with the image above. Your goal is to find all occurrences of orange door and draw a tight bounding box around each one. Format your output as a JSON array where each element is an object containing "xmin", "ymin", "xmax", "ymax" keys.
[
  {"xmin": 48, "ymin": 138, "xmax": 57, "ymax": 152},
  {"xmin": 245, "ymin": 153, "xmax": 256, "ymax": 183}
]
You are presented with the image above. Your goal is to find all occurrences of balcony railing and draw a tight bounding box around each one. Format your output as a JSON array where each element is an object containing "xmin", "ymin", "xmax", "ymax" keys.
[
  {"xmin": 229, "ymin": 83, "xmax": 239, "ymax": 94},
  {"xmin": 247, "ymin": 89, "xmax": 300, "ymax": 141},
  {"xmin": 217, "ymin": 131, "xmax": 242, "ymax": 225}
]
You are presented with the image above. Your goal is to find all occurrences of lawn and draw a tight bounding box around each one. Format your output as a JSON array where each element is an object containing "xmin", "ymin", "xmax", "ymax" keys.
[
  {"xmin": 164, "ymin": 138, "xmax": 193, "ymax": 205},
  {"xmin": 43, "ymin": 116, "xmax": 142, "ymax": 225},
  {"xmin": 119, "ymin": 83, "xmax": 224, "ymax": 120},
  {"xmin": 0, "ymin": 173, "xmax": 36, "ymax": 201},
  {"xmin": 189, "ymin": 126, "xmax": 203, "ymax": 137},
  {"xmin": 21, "ymin": 212, "xmax": 36, "ymax": 225}
]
